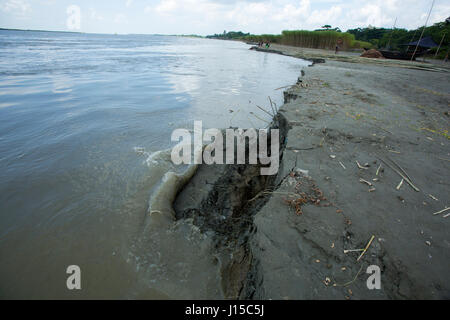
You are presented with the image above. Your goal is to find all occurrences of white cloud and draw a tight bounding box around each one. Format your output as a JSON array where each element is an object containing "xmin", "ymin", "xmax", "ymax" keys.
[
  {"xmin": 155, "ymin": 0, "xmax": 178, "ymax": 14},
  {"xmin": 306, "ymin": 5, "xmax": 343, "ymax": 27},
  {"xmin": 126, "ymin": 0, "xmax": 133, "ymax": 8}
]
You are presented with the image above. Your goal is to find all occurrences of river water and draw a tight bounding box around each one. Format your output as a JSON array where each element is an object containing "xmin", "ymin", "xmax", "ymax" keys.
[{"xmin": 0, "ymin": 30, "xmax": 309, "ymax": 298}]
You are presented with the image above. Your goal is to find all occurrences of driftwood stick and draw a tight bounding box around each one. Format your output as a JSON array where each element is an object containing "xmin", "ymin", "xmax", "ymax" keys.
[
  {"xmin": 386, "ymin": 156, "xmax": 412, "ymax": 182},
  {"xmin": 376, "ymin": 164, "xmax": 382, "ymax": 176},
  {"xmin": 432, "ymin": 207, "xmax": 450, "ymax": 215},
  {"xmin": 357, "ymin": 235, "xmax": 375, "ymax": 262},
  {"xmin": 356, "ymin": 161, "xmax": 368, "ymax": 170},
  {"xmin": 396, "ymin": 179, "xmax": 404, "ymax": 190},
  {"xmin": 359, "ymin": 178, "xmax": 373, "ymax": 186},
  {"xmin": 344, "ymin": 249, "xmax": 364, "ymax": 254},
  {"xmin": 378, "ymin": 158, "xmax": 420, "ymax": 192}
]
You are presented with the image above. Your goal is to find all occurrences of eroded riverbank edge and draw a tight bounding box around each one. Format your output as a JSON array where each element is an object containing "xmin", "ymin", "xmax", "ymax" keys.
[{"xmin": 173, "ymin": 49, "xmax": 450, "ymax": 299}]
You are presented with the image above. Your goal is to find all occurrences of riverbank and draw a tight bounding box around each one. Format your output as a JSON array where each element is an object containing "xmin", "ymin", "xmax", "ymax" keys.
[
  {"xmin": 173, "ymin": 44, "xmax": 450, "ymax": 299},
  {"xmin": 251, "ymin": 43, "xmax": 450, "ymax": 72}
]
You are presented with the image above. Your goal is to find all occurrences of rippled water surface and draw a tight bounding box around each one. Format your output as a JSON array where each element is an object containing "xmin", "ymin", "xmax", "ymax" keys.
[{"xmin": 0, "ymin": 30, "xmax": 309, "ymax": 298}]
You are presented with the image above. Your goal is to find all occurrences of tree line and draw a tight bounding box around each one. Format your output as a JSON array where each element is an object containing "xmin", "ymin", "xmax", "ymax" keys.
[{"xmin": 206, "ymin": 20, "xmax": 450, "ymax": 58}]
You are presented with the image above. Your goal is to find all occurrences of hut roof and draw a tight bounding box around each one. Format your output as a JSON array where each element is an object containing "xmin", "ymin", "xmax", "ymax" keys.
[{"xmin": 403, "ymin": 36, "xmax": 438, "ymax": 48}]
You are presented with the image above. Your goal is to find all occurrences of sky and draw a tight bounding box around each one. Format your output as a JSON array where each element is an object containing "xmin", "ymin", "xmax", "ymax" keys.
[{"xmin": 0, "ymin": 0, "xmax": 449, "ymax": 35}]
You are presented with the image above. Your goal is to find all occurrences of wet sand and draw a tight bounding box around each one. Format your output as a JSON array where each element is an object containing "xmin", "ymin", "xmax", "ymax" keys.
[{"xmin": 173, "ymin": 45, "xmax": 450, "ymax": 299}]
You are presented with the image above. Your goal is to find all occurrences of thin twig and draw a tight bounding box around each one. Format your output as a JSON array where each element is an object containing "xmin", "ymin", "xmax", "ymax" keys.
[
  {"xmin": 268, "ymin": 96, "xmax": 276, "ymax": 116},
  {"xmin": 274, "ymin": 85, "xmax": 293, "ymax": 90},
  {"xmin": 376, "ymin": 164, "xmax": 382, "ymax": 176},
  {"xmin": 378, "ymin": 157, "xmax": 420, "ymax": 192},
  {"xmin": 396, "ymin": 179, "xmax": 404, "ymax": 190},
  {"xmin": 249, "ymin": 112, "xmax": 271, "ymax": 124},
  {"xmin": 256, "ymin": 104, "xmax": 274, "ymax": 117},
  {"xmin": 386, "ymin": 156, "xmax": 412, "ymax": 182},
  {"xmin": 432, "ymin": 207, "xmax": 450, "ymax": 215},
  {"xmin": 333, "ymin": 265, "xmax": 364, "ymax": 287},
  {"xmin": 344, "ymin": 249, "xmax": 364, "ymax": 254},
  {"xmin": 357, "ymin": 235, "xmax": 375, "ymax": 262}
]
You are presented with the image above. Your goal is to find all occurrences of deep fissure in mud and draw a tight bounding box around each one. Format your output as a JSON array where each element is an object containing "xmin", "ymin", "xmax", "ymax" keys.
[{"xmin": 173, "ymin": 114, "xmax": 289, "ymax": 299}]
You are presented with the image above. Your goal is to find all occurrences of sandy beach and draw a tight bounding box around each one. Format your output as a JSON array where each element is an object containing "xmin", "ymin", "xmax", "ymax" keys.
[{"xmin": 174, "ymin": 44, "xmax": 450, "ymax": 299}]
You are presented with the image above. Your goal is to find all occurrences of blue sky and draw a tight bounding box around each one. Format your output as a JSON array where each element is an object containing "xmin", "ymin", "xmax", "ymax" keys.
[{"xmin": 0, "ymin": 0, "xmax": 448, "ymax": 35}]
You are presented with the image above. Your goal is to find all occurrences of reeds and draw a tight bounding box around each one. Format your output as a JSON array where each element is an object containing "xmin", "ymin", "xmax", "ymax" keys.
[
  {"xmin": 280, "ymin": 30, "xmax": 355, "ymax": 50},
  {"xmin": 244, "ymin": 30, "xmax": 372, "ymax": 50}
]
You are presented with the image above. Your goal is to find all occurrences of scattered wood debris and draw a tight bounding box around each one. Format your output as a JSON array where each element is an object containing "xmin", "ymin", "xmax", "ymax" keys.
[
  {"xmin": 428, "ymin": 194, "xmax": 438, "ymax": 201},
  {"xmin": 282, "ymin": 171, "xmax": 331, "ymax": 215}
]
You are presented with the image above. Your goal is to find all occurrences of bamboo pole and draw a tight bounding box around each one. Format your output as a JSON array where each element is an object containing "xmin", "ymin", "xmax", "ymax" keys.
[
  {"xmin": 387, "ymin": 17, "xmax": 397, "ymax": 49},
  {"xmin": 411, "ymin": 0, "xmax": 435, "ymax": 61},
  {"xmin": 434, "ymin": 33, "xmax": 446, "ymax": 58}
]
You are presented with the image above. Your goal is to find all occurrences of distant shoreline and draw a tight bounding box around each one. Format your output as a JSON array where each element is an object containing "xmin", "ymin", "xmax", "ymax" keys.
[
  {"xmin": 0, "ymin": 28, "xmax": 83, "ymax": 34},
  {"xmin": 0, "ymin": 28, "xmax": 205, "ymax": 38}
]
